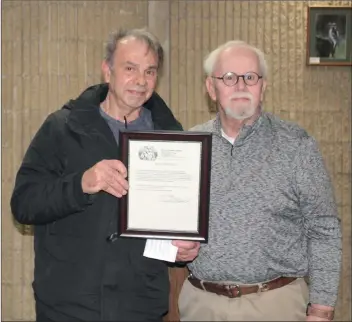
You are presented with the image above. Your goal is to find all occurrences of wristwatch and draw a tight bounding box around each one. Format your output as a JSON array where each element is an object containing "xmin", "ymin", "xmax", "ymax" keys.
[{"xmin": 306, "ymin": 303, "xmax": 335, "ymax": 320}]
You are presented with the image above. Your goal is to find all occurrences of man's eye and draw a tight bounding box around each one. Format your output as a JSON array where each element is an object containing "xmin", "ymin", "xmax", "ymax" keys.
[{"xmin": 146, "ymin": 70, "xmax": 156, "ymax": 76}]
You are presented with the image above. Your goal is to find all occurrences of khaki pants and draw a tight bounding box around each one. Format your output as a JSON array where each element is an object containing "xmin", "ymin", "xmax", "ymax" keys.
[{"xmin": 178, "ymin": 278, "xmax": 309, "ymax": 321}]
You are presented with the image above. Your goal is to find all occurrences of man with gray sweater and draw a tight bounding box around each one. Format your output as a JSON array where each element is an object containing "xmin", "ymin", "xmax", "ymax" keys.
[{"xmin": 178, "ymin": 40, "xmax": 341, "ymax": 321}]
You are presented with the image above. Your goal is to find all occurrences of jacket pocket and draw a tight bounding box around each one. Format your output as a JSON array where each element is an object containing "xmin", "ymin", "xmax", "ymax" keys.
[
  {"xmin": 48, "ymin": 211, "xmax": 93, "ymax": 238},
  {"xmin": 44, "ymin": 234, "xmax": 90, "ymax": 263}
]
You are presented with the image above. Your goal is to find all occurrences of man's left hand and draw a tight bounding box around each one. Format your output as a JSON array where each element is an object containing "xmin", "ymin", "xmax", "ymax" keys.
[
  {"xmin": 306, "ymin": 303, "xmax": 334, "ymax": 322},
  {"xmin": 172, "ymin": 240, "xmax": 200, "ymax": 262}
]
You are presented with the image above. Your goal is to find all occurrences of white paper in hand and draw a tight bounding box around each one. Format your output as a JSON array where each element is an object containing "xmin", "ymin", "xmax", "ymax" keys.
[{"xmin": 143, "ymin": 239, "xmax": 178, "ymax": 262}]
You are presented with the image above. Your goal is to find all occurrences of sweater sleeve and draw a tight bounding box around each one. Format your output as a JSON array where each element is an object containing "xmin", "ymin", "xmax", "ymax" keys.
[
  {"xmin": 295, "ymin": 136, "xmax": 342, "ymax": 306},
  {"xmin": 10, "ymin": 113, "xmax": 94, "ymax": 225}
]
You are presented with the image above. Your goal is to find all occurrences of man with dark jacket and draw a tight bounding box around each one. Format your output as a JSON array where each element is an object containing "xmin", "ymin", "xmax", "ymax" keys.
[{"xmin": 10, "ymin": 28, "xmax": 200, "ymax": 322}]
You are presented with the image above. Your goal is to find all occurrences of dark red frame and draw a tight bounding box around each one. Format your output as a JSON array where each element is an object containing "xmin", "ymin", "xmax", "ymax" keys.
[{"xmin": 118, "ymin": 130, "xmax": 212, "ymax": 243}]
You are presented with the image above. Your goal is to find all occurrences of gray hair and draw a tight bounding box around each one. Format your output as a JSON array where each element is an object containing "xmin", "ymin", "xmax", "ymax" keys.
[
  {"xmin": 203, "ymin": 40, "xmax": 268, "ymax": 79},
  {"xmin": 104, "ymin": 28, "xmax": 164, "ymax": 71}
]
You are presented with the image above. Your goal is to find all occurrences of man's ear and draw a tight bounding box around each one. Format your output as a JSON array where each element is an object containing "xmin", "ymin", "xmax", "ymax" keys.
[
  {"xmin": 101, "ymin": 60, "xmax": 111, "ymax": 83},
  {"xmin": 205, "ymin": 76, "xmax": 216, "ymax": 101}
]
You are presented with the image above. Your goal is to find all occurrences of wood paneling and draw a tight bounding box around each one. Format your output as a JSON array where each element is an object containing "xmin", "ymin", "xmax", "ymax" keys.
[{"xmin": 1, "ymin": 1, "xmax": 351, "ymax": 321}]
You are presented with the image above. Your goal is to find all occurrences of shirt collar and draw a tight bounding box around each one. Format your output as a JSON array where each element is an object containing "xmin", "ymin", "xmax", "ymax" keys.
[{"xmin": 213, "ymin": 107, "xmax": 265, "ymax": 145}]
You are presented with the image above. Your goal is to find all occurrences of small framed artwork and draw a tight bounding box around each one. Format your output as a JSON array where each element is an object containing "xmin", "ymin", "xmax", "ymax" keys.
[{"xmin": 307, "ymin": 6, "xmax": 352, "ymax": 66}]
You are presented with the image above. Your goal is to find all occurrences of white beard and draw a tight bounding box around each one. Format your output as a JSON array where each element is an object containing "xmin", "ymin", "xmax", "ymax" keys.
[{"xmin": 223, "ymin": 92, "xmax": 256, "ymax": 120}]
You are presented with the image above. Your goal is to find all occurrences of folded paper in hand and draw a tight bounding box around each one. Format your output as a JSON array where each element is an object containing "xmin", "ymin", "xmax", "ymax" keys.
[{"xmin": 143, "ymin": 239, "xmax": 178, "ymax": 262}]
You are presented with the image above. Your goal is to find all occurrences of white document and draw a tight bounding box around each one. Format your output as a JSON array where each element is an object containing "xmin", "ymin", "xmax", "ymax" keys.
[
  {"xmin": 127, "ymin": 140, "xmax": 202, "ymax": 234},
  {"xmin": 143, "ymin": 239, "xmax": 178, "ymax": 262}
]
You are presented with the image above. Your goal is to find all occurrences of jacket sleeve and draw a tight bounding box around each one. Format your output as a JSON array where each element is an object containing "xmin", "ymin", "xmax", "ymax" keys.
[
  {"xmin": 295, "ymin": 136, "xmax": 342, "ymax": 307},
  {"xmin": 10, "ymin": 112, "xmax": 94, "ymax": 225}
]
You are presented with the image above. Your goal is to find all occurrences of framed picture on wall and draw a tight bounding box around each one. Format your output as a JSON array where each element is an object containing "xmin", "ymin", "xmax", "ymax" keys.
[{"xmin": 306, "ymin": 6, "xmax": 352, "ymax": 66}]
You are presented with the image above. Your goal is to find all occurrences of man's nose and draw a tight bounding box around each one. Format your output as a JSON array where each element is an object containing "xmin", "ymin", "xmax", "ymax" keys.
[
  {"xmin": 136, "ymin": 72, "xmax": 147, "ymax": 86},
  {"xmin": 235, "ymin": 76, "xmax": 247, "ymax": 90}
]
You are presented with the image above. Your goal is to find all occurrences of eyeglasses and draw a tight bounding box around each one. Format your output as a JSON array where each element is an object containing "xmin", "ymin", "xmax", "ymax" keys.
[{"xmin": 211, "ymin": 72, "xmax": 263, "ymax": 87}]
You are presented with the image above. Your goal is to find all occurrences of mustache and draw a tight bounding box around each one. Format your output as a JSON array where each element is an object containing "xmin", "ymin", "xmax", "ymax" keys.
[{"xmin": 229, "ymin": 92, "xmax": 253, "ymax": 101}]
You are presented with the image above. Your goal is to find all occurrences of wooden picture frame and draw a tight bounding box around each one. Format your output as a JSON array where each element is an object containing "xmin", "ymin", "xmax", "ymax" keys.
[
  {"xmin": 118, "ymin": 130, "xmax": 212, "ymax": 242},
  {"xmin": 306, "ymin": 5, "xmax": 352, "ymax": 66}
]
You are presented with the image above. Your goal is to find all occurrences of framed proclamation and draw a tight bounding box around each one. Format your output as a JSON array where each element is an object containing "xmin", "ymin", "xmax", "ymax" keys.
[{"xmin": 117, "ymin": 130, "xmax": 212, "ymax": 242}]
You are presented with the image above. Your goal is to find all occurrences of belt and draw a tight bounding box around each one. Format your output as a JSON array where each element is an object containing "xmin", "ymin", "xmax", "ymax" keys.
[{"xmin": 188, "ymin": 274, "xmax": 297, "ymax": 298}]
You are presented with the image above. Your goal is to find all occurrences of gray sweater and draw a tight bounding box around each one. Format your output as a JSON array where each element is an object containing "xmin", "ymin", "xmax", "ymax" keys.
[{"xmin": 188, "ymin": 111, "xmax": 342, "ymax": 307}]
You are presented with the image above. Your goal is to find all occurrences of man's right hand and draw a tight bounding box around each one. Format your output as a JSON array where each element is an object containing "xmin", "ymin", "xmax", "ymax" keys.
[{"xmin": 81, "ymin": 160, "xmax": 129, "ymax": 198}]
